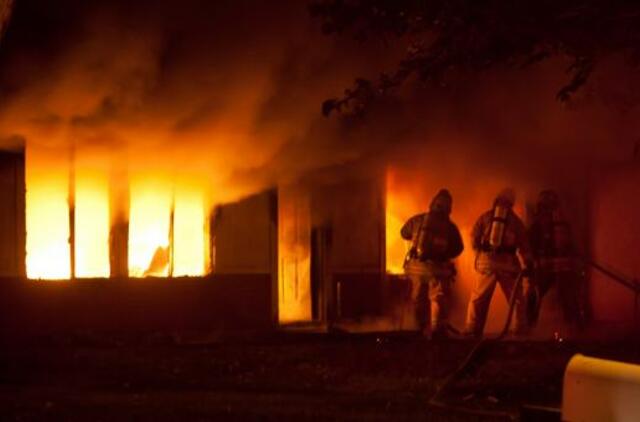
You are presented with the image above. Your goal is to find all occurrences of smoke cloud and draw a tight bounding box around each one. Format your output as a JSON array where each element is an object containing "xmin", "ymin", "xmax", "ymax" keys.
[
  {"xmin": 1, "ymin": 0, "xmax": 638, "ymax": 203},
  {"xmin": 0, "ymin": 0, "xmax": 387, "ymax": 202}
]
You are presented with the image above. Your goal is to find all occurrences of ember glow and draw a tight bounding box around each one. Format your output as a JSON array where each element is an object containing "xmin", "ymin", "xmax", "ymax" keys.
[{"xmin": 25, "ymin": 146, "xmax": 210, "ymax": 280}]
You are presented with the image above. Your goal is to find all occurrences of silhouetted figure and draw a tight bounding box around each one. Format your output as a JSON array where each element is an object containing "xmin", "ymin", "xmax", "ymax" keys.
[
  {"xmin": 401, "ymin": 189, "xmax": 464, "ymax": 339},
  {"xmin": 529, "ymin": 190, "xmax": 583, "ymax": 327},
  {"xmin": 464, "ymin": 189, "xmax": 533, "ymax": 338}
]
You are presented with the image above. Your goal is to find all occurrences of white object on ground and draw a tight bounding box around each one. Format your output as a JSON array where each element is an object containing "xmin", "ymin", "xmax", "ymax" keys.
[{"xmin": 563, "ymin": 353, "xmax": 640, "ymax": 422}]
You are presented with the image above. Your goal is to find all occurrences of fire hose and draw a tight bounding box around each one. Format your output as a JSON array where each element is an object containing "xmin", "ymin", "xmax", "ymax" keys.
[
  {"xmin": 427, "ymin": 258, "xmax": 639, "ymax": 419},
  {"xmin": 427, "ymin": 270, "xmax": 526, "ymax": 420}
]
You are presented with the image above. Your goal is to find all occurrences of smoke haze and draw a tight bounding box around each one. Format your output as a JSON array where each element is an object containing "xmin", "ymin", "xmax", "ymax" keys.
[{"xmin": 0, "ymin": 0, "xmax": 638, "ymax": 202}]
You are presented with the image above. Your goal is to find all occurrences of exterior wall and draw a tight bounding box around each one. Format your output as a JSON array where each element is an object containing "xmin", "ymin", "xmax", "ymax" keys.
[
  {"xmin": 0, "ymin": 189, "xmax": 279, "ymax": 340},
  {"xmin": 311, "ymin": 179, "xmax": 385, "ymax": 319},
  {"xmin": 212, "ymin": 189, "xmax": 278, "ymax": 325},
  {"xmin": 0, "ymin": 149, "xmax": 25, "ymax": 277},
  {"xmin": 316, "ymin": 180, "xmax": 384, "ymax": 273},
  {"xmin": 0, "ymin": 275, "xmax": 274, "ymax": 341},
  {"xmin": 213, "ymin": 190, "xmax": 277, "ymax": 276},
  {"xmin": 278, "ymin": 173, "xmax": 386, "ymax": 324},
  {"xmin": 589, "ymin": 163, "xmax": 640, "ymax": 334}
]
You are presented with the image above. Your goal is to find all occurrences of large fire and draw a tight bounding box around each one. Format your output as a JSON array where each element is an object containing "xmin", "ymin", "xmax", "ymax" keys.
[
  {"xmin": 26, "ymin": 146, "xmax": 71, "ymax": 279},
  {"xmin": 75, "ymin": 157, "xmax": 110, "ymax": 278},
  {"xmin": 26, "ymin": 145, "xmax": 210, "ymax": 280},
  {"xmin": 128, "ymin": 176, "xmax": 172, "ymax": 277},
  {"xmin": 385, "ymin": 170, "xmax": 416, "ymax": 274}
]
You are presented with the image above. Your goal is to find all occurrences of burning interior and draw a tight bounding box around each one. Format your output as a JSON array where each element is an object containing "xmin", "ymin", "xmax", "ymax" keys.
[{"xmin": 24, "ymin": 144, "xmax": 211, "ymax": 280}]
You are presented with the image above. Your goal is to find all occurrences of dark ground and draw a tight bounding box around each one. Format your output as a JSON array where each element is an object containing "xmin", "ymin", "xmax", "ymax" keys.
[{"xmin": 1, "ymin": 332, "xmax": 639, "ymax": 421}]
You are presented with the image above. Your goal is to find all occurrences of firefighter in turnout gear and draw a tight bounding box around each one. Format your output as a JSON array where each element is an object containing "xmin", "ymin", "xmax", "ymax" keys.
[
  {"xmin": 464, "ymin": 188, "xmax": 534, "ymax": 338},
  {"xmin": 401, "ymin": 189, "xmax": 464, "ymax": 339},
  {"xmin": 529, "ymin": 190, "xmax": 583, "ymax": 326}
]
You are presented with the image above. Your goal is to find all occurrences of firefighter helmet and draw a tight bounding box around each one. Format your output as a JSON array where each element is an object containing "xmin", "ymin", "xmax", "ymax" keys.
[{"xmin": 429, "ymin": 189, "xmax": 452, "ymax": 215}]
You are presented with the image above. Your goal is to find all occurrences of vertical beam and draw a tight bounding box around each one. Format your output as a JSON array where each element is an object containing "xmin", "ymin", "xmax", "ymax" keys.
[
  {"xmin": 0, "ymin": 142, "xmax": 25, "ymax": 277},
  {"xmin": 168, "ymin": 193, "xmax": 175, "ymax": 277},
  {"xmin": 202, "ymin": 203, "xmax": 211, "ymax": 275},
  {"xmin": 269, "ymin": 189, "xmax": 279, "ymax": 326},
  {"xmin": 15, "ymin": 148, "xmax": 26, "ymax": 277},
  {"xmin": 209, "ymin": 206, "xmax": 221, "ymax": 274},
  {"xmin": 109, "ymin": 215, "xmax": 129, "ymax": 278},
  {"xmin": 109, "ymin": 154, "xmax": 129, "ymax": 278},
  {"xmin": 277, "ymin": 186, "xmax": 312, "ymax": 323},
  {"xmin": 68, "ymin": 144, "xmax": 76, "ymax": 280}
]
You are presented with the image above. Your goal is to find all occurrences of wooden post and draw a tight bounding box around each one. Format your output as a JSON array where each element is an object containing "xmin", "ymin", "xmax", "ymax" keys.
[
  {"xmin": 68, "ymin": 143, "xmax": 75, "ymax": 280},
  {"xmin": 168, "ymin": 192, "xmax": 175, "ymax": 277},
  {"xmin": 109, "ymin": 153, "xmax": 129, "ymax": 278}
]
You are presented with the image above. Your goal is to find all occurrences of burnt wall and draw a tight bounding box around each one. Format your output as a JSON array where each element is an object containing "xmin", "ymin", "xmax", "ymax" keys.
[
  {"xmin": 214, "ymin": 190, "xmax": 277, "ymax": 276},
  {"xmin": 278, "ymin": 170, "xmax": 386, "ymax": 324},
  {"xmin": 0, "ymin": 188, "xmax": 279, "ymax": 341},
  {"xmin": 589, "ymin": 163, "xmax": 640, "ymax": 335},
  {"xmin": 333, "ymin": 273, "xmax": 384, "ymax": 319},
  {"xmin": 0, "ymin": 148, "xmax": 25, "ymax": 277},
  {"xmin": 212, "ymin": 189, "xmax": 278, "ymax": 325},
  {"xmin": 0, "ymin": 275, "xmax": 273, "ymax": 342},
  {"xmin": 312, "ymin": 178, "xmax": 386, "ymax": 320}
]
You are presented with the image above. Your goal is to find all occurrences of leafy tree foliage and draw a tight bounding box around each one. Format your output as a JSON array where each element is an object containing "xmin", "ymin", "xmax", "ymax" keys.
[
  {"xmin": 0, "ymin": 0, "xmax": 12, "ymax": 42},
  {"xmin": 310, "ymin": 0, "xmax": 640, "ymax": 115}
]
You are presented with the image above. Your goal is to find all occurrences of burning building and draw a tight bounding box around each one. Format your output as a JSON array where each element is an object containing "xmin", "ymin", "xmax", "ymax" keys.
[
  {"xmin": 1, "ymin": 138, "xmax": 639, "ymax": 340},
  {"xmin": 0, "ymin": 0, "xmax": 640, "ymax": 342}
]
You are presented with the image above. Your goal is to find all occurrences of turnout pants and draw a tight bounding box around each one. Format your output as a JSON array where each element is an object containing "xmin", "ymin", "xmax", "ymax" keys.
[
  {"xmin": 409, "ymin": 273, "xmax": 451, "ymax": 333},
  {"xmin": 465, "ymin": 270, "xmax": 527, "ymax": 336}
]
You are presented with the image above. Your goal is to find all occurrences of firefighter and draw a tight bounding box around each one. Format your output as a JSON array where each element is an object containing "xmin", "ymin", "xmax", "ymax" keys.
[
  {"xmin": 529, "ymin": 190, "xmax": 583, "ymax": 327},
  {"xmin": 463, "ymin": 188, "xmax": 534, "ymax": 338},
  {"xmin": 401, "ymin": 189, "xmax": 464, "ymax": 339}
]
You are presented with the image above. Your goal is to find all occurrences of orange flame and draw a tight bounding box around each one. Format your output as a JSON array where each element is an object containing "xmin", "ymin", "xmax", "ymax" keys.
[
  {"xmin": 75, "ymin": 156, "xmax": 110, "ymax": 278},
  {"xmin": 128, "ymin": 176, "xmax": 172, "ymax": 277},
  {"xmin": 25, "ymin": 146, "xmax": 71, "ymax": 280},
  {"xmin": 385, "ymin": 169, "xmax": 417, "ymax": 274},
  {"xmin": 25, "ymin": 145, "xmax": 210, "ymax": 280}
]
